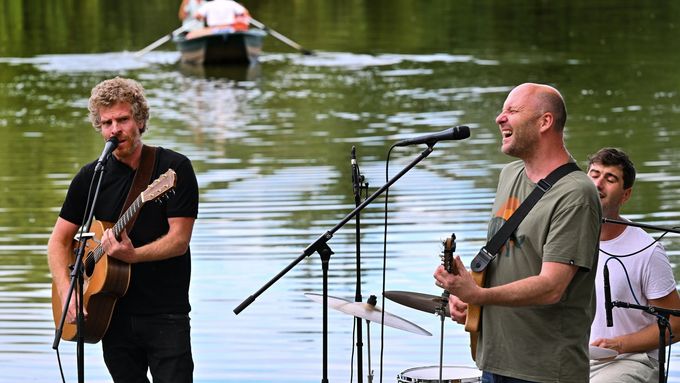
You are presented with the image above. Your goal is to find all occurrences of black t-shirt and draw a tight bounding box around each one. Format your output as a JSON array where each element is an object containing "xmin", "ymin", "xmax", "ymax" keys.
[{"xmin": 59, "ymin": 146, "xmax": 199, "ymax": 315}]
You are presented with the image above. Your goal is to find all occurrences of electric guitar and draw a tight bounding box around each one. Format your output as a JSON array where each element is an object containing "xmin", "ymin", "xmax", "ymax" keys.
[
  {"xmin": 465, "ymin": 265, "xmax": 484, "ymax": 361},
  {"xmin": 440, "ymin": 233, "xmax": 479, "ymax": 361},
  {"xmin": 441, "ymin": 234, "xmax": 457, "ymax": 275},
  {"xmin": 51, "ymin": 169, "xmax": 177, "ymax": 343}
]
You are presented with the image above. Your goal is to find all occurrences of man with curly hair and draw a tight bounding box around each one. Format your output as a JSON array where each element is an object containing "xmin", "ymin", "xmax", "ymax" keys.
[{"xmin": 48, "ymin": 77, "xmax": 198, "ymax": 382}]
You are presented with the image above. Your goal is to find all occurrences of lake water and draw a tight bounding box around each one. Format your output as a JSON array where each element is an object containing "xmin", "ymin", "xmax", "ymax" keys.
[{"xmin": 2, "ymin": 1, "xmax": 680, "ymax": 382}]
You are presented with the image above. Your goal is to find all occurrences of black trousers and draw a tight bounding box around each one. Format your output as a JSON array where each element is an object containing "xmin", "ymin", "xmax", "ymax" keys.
[{"xmin": 102, "ymin": 313, "xmax": 194, "ymax": 383}]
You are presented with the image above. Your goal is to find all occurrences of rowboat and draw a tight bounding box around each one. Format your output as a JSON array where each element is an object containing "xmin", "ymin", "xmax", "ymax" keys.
[{"xmin": 173, "ymin": 27, "xmax": 267, "ymax": 65}]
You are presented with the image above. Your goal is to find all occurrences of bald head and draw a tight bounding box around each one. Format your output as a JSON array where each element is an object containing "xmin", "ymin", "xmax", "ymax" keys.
[{"xmin": 512, "ymin": 83, "xmax": 567, "ymax": 132}]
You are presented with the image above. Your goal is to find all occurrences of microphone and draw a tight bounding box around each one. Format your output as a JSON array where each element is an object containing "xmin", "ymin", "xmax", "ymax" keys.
[
  {"xmin": 94, "ymin": 137, "xmax": 119, "ymax": 171},
  {"xmin": 395, "ymin": 125, "xmax": 470, "ymax": 147},
  {"xmin": 351, "ymin": 146, "xmax": 359, "ymax": 197},
  {"xmin": 604, "ymin": 264, "xmax": 613, "ymax": 327}
]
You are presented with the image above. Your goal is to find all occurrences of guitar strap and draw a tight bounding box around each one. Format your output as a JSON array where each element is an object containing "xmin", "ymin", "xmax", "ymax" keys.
[
  {"xmin": 119, "ymin": 144, "xmax": 158, "ymax": 233},
  {"xmin": 470, "ymin": 162, "xmax": 581, "ymax": 272}
]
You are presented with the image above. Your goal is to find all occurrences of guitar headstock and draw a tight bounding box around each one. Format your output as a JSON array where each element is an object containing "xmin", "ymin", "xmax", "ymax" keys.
[
  {"xmin": 441, "ymin": 233, "xmax": 458, "ymax": 275},
  {"xmin": 141, "ymin": 169, "xmax": 177, "ymax": 203}
]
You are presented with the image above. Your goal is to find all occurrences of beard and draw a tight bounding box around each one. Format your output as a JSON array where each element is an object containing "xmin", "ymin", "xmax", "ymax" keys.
[
  {"xmin": 501, "ymin": 126, "xmax": 539, "ymax": 158},
  {"xmin": 112, "ymin": 131, "xmax": 143, "ymax": 162}
]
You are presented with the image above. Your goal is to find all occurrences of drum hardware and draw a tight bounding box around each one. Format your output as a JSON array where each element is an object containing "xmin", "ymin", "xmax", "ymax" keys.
[
  {"xmin": 387, "ymin": 234, "xmax": 459, "ymax": 381},
  {"xmin": 383, "ymin": 290, "xmax": 456, "ymax": 382},
  {"xmin": 306, "ymin": 292, "xmax": 431, "ymax": 383},
  {"xmin": 436, "ymin": 291, "xmax": 449, "ymax": 382},
  {"xmin": 365, "ymin": 307, "xmax": 374, "ymax": 383}
]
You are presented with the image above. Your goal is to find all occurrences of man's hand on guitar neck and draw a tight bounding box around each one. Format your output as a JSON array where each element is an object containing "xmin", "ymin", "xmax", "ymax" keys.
[
  {"xmin": 433, "ymin": 255, "xmax": 481, "ymax": 307},
  {"xmin": 102, "ymin": 229, "xmax": 137, "ymax": 263}
]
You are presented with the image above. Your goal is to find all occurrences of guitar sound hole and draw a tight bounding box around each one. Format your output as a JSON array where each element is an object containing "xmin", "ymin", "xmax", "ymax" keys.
[{"xmin": 84, "ymin": 253, "xmax": 96, "ymax": 277}]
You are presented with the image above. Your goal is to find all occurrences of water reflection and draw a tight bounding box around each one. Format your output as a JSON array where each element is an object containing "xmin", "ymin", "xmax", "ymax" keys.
[
  {"xmin": 178, "ymin": 62, "xmax": 262, "ymax": 82},
  {"xmin": 0, "ymin": 52, "xmax": 178, "ymax": 73}
]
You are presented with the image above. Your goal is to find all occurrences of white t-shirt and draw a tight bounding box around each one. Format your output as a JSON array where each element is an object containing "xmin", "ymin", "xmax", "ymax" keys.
[
  {"xmin": 195, "ymin": 0, "xmax": 247, "ymax": 27},
  {"xmin": 590, "ymin": 223, "xmax": 676, "ymax": 360}
]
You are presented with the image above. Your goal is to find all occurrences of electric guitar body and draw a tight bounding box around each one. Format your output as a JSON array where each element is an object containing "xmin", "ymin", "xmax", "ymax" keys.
[
  {"xmin": 441, "ymin": 233, "xmax": 481, "ymax": 361},
  {"xmin": 464, "ymin": 270, "xmax": 484, "ymax": 361}
]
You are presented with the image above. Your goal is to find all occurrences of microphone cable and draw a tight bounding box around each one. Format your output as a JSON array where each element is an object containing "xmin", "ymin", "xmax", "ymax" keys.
[
  {"xmin": 600, "ymin": 227, "xmax": 671, "ymax": 305},
  {"xmin": 377, "ymin": 144, "xmax": 403, "ymax": 383},
  {"xmin": 377, "ymin": 146, "xmax": 395, "ymax": 383}
]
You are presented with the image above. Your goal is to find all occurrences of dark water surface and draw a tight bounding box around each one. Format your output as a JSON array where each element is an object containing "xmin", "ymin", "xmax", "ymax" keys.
[{"xmin": 2, "ymin": 1, "xmax": 680, "ymax": 382}]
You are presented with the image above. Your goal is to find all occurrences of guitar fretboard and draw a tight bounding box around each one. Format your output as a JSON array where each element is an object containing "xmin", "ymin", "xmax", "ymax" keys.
[{"xmin": 84, "ymin": 195, "xmax": 144, "ymax": 273}]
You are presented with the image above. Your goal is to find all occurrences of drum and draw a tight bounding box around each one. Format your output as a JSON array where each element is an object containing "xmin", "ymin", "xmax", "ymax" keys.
[{"xmin": 397, "ymin": 365, "xmax": 482, "ymax": 383}]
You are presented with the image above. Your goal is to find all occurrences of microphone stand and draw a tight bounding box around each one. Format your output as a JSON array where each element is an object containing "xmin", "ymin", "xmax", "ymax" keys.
[
  {"xmin": 234, "ymin": 144, "xmax": 437, "ymax": 382},
  {"xmin": 603, "ymin": 218, "xmax": 680, "ymax": 235},
  {"xmin": 52, "ymin": 158, "xmax": 111, "ymax": 383},
  {"xmin": 602, "ymin": 218, "xmax": 680, "ymax": 383},
  {"xmin": 610, "ymin": 301, "xmax": 679, "ymax": 383},
  {"xmin": 351, "ymin": 146, "xmax": 368, "ymax": 383}
]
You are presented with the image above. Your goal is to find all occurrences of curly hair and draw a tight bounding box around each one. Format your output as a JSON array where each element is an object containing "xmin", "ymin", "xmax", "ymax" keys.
[{"xmin": 88, "ymin": 77, "xmax": 150, "ymax": 133}]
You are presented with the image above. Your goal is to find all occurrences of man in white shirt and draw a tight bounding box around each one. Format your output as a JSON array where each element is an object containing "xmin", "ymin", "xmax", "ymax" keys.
[
  {"xmin": 195, "ymin": 0, "xmax": 250, "ymax": 28},
  {"xmin": 588, "ymin": 147, "xmax": 680, "ymax": 382}
]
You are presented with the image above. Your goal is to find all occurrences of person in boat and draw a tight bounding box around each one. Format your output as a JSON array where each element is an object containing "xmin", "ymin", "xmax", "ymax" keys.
[
  {"xmin": 195, "ymin": 0, "xmax": 251, "ymax": 31},
  {"xmin": 178, "ymin": 0, "xmax": 204, "ymax": 29},
  {"xmin": 434, "ymin": 83, "xmax": 601, "ymax": 382},
  {"xmin": 588, "ymin": 147, "xmax": 680, "ymax": 382},
  {"xmin": 47, "ymin": 77, "xmax": 199, "ymax": 382}
]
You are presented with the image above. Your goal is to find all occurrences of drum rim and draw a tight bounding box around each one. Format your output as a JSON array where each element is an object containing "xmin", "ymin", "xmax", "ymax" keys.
[{"xmin": 397, "ymin": 365, "xmax": 482, "ymax": 381}]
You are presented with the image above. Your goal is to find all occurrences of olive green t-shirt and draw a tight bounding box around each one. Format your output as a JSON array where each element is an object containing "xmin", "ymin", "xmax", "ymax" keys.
[{"xmin": 476, "ymin": 160, "xmax": 601, "ymax": 382}]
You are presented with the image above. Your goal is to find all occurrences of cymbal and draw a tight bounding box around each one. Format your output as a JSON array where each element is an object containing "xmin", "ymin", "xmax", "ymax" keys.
[
  {"xmin": 304, "ymin": 292, "xmax": 353, "ymax": 308},
  {"xmin": 305, "ymin": 293, "xmax": 431, "ymax": 336},
  {"xmin": 383, "ymin": 290, "xmax": 450, "ymax": 317}
]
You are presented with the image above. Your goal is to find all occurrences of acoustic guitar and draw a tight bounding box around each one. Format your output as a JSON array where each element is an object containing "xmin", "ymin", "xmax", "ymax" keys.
[
  {"xmin": 51, "ymin": 169, "xmax": 177, "ymax": 343},
  {"xmin": 440, "ymin": 233, "xmax": 480, "ymax": 361}
]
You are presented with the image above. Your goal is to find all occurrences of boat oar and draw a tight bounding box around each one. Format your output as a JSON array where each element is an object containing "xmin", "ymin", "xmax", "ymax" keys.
[
  {"xmin": 134, "ymin": 24, "xmax": 193, "ymax": 57},
  {"xmin": 249, "ymin": 18, "xmax": 313, "ymax": 55}
]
